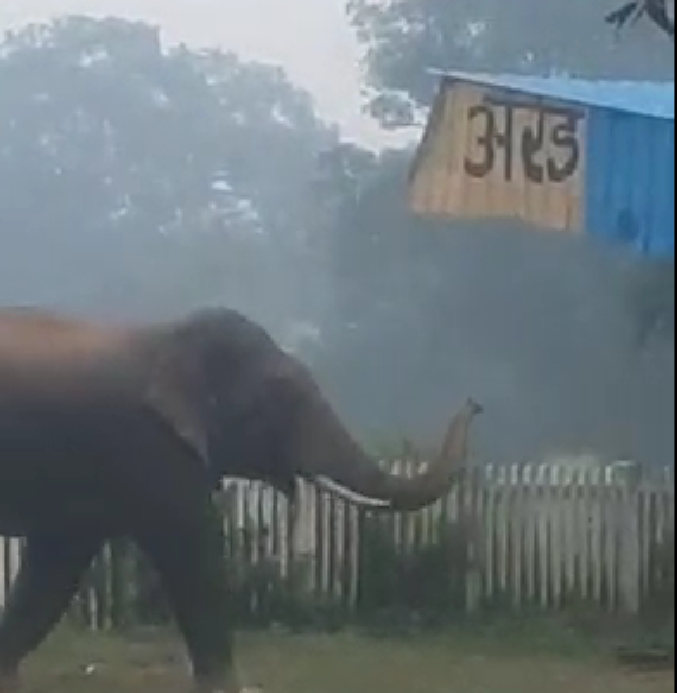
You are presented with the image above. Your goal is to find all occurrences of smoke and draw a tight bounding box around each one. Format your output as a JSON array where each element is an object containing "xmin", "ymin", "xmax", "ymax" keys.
[
  {"xmin": 311, "ymin": 212, "xmax": 675, "ymax": 470},
  {"xmin": 0, "ymin": 7, "xmax": 673, "ymax": 472}
]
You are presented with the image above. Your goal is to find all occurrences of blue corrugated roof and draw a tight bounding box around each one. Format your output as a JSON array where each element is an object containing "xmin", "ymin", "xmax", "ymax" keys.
[{"xmin": 430, "ymin": 69, "xmax": 675, "ymax": 120}]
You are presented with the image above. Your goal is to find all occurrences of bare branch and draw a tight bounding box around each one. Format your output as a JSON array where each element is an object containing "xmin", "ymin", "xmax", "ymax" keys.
[{"xmin": 606, "ymin": 0, "xmax": 675, "ymax": 40}]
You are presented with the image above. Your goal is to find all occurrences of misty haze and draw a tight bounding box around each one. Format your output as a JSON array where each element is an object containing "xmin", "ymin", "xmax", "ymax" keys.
[
  {"xmin": 0, "ymin": 3, "xmax": 675, "ymax": 693},
  {"xmin": 1, "ymin": 6, "xmax": 673, "ymax": 468}
]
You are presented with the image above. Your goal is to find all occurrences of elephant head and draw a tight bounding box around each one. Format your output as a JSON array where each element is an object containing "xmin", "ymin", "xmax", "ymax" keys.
[{"xmin": 144, "ymin": 308, "xmax": 482, "ymax": 512}]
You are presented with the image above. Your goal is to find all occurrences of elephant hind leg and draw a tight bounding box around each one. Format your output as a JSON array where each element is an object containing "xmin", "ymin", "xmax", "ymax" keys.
[
  {"xmin": 0, "ymin": 530, "xmax": 103, "ymax": 683},
  {"xmin": 134, "ymin": 504, "xmax": 241, "ymax": 693}
]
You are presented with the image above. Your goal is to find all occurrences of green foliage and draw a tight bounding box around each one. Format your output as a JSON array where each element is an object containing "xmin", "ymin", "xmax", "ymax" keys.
[
  {"xmin": 356, "ymin": 517, "xmax": 471, "ymax": 631},
  {"xmin": 314, "ymin": 0, "xmax": 676, "ymax": 460},
  {"xmin": 0, "ymin": 15, "xmax": 332, "ymax": 335},
  {"xmin": 72, "ymin": 515, "xmax": 474, "ymax": 633},
  {"xmin": 624, "ymin": 260, "xmax": 675, "ymax": 347},
  {"xmin": 71, "ymin": 513, "xmax": 458, "ymax": 636},
  {"xmin": 641, "ymin": 528, "xmax": 674, "ymax": 638},
  {"xmin": 74, "ymin": 512, "xmax": 675, "ymax": 640},
  {"xmin": 308, "ymin": 141, "xmax": 673, "ymax": 465},
  {"xmin": 347, "ymin": 0, "xmax": 675, "ymax": 128}
]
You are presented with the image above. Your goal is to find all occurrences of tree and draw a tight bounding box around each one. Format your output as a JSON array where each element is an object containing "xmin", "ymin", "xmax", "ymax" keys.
[
  {"xmin": 0, "ymin": 16, "xmax": 336, "ymax": 339},
  {"xmin": 344, "ymin": 0, "xmax": 674, "ymax": 349},
  {"xmin": 347, "ymin": 0, "xmax": 674, "ymax": 129},
  {"xmin": 310, "ymin": 144, "xmax": 674, "ymax": 466}
]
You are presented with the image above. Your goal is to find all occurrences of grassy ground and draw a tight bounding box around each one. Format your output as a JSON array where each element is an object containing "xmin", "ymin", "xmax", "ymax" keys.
[{"xmin": 20, "ymin": 626, "xmax": 674, "ymax": 693}]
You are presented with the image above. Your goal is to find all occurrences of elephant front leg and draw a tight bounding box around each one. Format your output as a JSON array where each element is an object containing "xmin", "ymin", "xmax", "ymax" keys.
[
  {"xmin": 0, "ymin": 531, "xmax": 102, "ymax": 690},
  {"xmin": 136, "ymin": 505, "xmax": 241, "ymax": 693}
]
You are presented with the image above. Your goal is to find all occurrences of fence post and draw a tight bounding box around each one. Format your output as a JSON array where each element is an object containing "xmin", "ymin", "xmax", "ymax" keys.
[
  {"xmin": 464, "ymin": 466, "xmax": 483, "ymax": 613},
  {"xmin": 290, "ymin": 482, "xmax": 317, "ymax": 598},
  {"xmin": 109, "ymin": 539, "xmax": 135, "ymax": 629},
  {"xmin": 2, "ymin": 462, "xmax": 674, "ymax": 627},
  {"xmin": 0, "ymin": 538, "xmax": 22, "ymax": 609},
  {"xmin": 617, "ymin": 463, "xmax": 642, "ymax": 614}
]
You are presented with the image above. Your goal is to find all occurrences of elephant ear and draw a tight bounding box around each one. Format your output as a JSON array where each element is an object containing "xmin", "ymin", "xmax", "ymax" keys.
[{"xmin": 143, "ymin": 341, "xmax": 211, "ymax": 467}]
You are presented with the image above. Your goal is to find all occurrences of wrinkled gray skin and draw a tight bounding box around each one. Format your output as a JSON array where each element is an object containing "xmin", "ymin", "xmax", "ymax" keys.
[{"xmin": 0, "ymin": 306, "xmax": 482, "ymax": 693}]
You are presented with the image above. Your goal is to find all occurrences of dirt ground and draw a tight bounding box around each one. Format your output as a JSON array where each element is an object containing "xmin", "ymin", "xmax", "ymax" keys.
[{"xmin": 19, "ymin": 627, "xmax": 675, "ymax": 693}]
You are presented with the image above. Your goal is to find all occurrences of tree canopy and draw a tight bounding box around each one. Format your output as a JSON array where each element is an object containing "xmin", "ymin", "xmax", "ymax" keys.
[
  {"xmin": 347, "ymin": 0, "xmax": 674, "ymax": 129},
  {"xmin": 0, "ymin": 13, "xmax": 672, "ymax": 467},
  {"xmin": 0, "ymin": 15, "xmax": 335, "ymax": 338}
]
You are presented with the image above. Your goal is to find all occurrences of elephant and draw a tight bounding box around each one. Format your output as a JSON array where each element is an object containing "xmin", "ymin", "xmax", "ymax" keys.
[{"xmin": 0, "ymin": 306, "xmax": 482, "ymax": 693}]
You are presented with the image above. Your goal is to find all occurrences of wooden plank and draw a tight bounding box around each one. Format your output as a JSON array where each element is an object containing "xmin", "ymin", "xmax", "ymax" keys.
[
  {"xmin": 577, "ymin": 466, "xmax": 591, "ymax": 606},
  {"xmin": 537, "ymin": 464, "xmax": 551, "ymax": 609},
  {"xmin": 510, "ymin": 464, "xmax": 525, "ymax": 610},
  {"xmin": 461, "ymin": 465, "xmax": 478, "ymax": 612},
  {"xmin": 523, "ymin": 465, "xmax": 538, "ymax": 607},
  {"xmin": 348, "ymin": 504, "xmax": 360, "ymax": 610},
  {"xmin": 0, "ymin": 538, "xmax": 21, "ymax": 608},
  {"xmin": 4, "ymin": 460, "xmax": 672, "ymax": 630},
  {"xmin": 466, "ymin": 465, "xmax": 483, "ymax": 613},
  {"xmin": 638, "ymin": 481, "xmax": 651, "ymax": 606},
  {"xmin": 588, "ymin": 469, "xmax": 603, "ymax": 605},
  {"xmin": 619, "ymin": 476, "xmax": 641, "ymax": 614},
  {"xmin": 496, "ymin": 466, "xmax": 510, "ymax": 600},
  {"xmin": 549, "ymin": 465, "xmax": 564, "ymax": 609},
  {"xmin": 484, "ymin": 464, "xmax": 497, "ymax": 602},
  {"xmin": 561, "ymin": 467, "xmax": 577, "ymax": 604},
  {"xmin": 320, "ymin": 488, "xmax": 331, "ymax": 598}
]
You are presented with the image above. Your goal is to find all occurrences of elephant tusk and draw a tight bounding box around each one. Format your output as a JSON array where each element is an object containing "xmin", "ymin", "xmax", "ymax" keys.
[{"xmin": 314, "ymin": 476, "xmax": 392, "ymax": 508}]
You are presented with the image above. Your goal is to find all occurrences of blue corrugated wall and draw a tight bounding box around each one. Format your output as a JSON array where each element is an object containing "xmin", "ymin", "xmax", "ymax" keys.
[{"xmin": 585, "ymin": 109, "xmax": 674, "ymax": 258}]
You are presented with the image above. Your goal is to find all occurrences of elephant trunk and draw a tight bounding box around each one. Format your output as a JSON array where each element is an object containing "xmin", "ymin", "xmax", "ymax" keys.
[{"xmin": 307, "ymin": 398, "xmax": 483, "ymax": 512}]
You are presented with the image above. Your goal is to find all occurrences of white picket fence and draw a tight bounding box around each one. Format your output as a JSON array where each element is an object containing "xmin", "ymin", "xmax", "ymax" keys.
[{"xmin": 1, "ymin": 462, "xmax": 674, "ymax": 621}]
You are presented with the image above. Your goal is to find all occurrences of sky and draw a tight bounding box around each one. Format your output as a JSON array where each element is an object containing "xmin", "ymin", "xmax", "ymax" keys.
[{"xmin": 0, "ymin": 0, "xmax": 405, "ymax": 148}]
